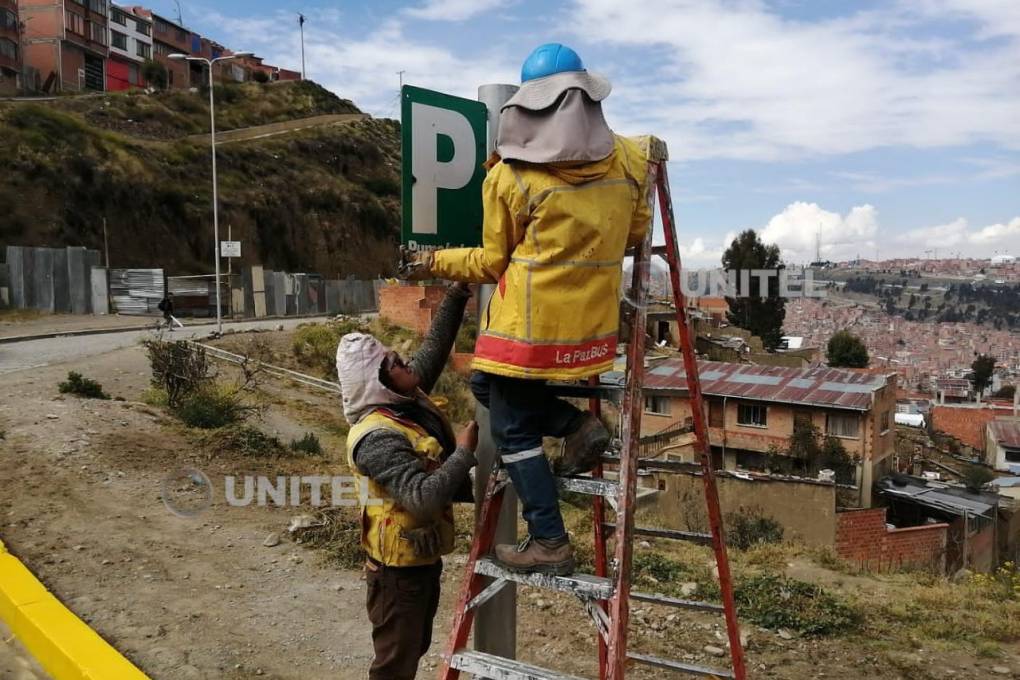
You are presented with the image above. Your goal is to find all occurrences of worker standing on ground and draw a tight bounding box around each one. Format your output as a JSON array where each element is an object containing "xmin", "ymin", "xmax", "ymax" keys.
[
  {"xmin": 336, "ymin": 282, "xmax": 477, "ymax": 680},
  {"xmin": 403, "ymin": 43, "xmax": 652, "ymax": 576}
]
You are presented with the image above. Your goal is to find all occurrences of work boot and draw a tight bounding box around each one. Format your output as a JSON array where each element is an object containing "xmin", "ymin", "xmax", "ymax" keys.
[
  {"xmin": 554, "ymin": 412, "xmax": 610, "ymax": 476},
  {"xmin": 493, "ymin": 535, "xmax": 575, "ymax": 576}
]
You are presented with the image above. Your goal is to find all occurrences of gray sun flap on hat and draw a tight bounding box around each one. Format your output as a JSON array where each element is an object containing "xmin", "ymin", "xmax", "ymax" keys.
[{"xmin": 503, "ymin": 70, "xmax": 612, "ymax": 112}]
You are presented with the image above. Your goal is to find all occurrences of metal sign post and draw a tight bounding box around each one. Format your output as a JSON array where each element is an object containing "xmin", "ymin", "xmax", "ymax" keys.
[
  {"xmin": 473, "ymin": 83, "xmax": 519, "ymax": 660},
  {"xmin": 400, "ymin": 85, "xmax": 487, "ymax": 250}
]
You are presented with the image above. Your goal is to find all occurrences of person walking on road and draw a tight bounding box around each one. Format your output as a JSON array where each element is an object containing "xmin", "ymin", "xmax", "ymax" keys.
[
  {"xmin": 402, "ymin": 43, "xmax": 652, "ymax": 576},
  {"xmin": 157, "ymin": 292, "xmax": 183, "ymax": 331},
  {"xmin": 336, "ymin": 282, "xmax": 477, "ymax": 680}
]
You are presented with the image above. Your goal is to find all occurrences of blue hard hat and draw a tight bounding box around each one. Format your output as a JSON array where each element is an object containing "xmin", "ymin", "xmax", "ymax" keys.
[{"xmin": 521, "ymin": 43, "xmax": 585, "ymax": 82}]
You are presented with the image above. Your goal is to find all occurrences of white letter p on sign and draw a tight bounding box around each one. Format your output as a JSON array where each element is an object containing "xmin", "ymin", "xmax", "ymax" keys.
[{"xmin": 410, "ymin": 102, "xmax": 476, "ymax": 236}]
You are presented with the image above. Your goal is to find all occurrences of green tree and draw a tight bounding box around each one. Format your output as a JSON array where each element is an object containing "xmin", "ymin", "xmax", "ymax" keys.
[
  {"xmin": 141, "ymin": 60, "xmax": 168, "ymax": 89},
  {"xmin": 971, "ymin": 354, "xmax": 996, "ymax": 395},
  {"xmin": 826, "ymin": 330, "xmax": 869, "ymax": 368},
  {"xmin": 722, "ymin": 229, "xmax": 786, "ymax": 350}
]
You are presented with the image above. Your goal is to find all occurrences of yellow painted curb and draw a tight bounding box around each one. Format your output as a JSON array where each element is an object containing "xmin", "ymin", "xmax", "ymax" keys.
[{"xmin": 0, "ymin": 538, "xmax": 150, "ymax": 680}]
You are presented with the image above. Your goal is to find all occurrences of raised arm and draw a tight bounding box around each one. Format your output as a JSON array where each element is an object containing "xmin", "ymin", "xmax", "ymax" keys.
[
  {"xmin": 431, "ymin": 164, "xmax": 527, "ymax": 283},
  {"xmin": 409, "ymin": 283, "xmax": 471, "ymax": 395}
]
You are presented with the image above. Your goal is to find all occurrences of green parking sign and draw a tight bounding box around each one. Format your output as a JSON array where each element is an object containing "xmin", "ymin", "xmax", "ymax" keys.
[{"xmin": 401, "ymin": 85, "xmax": 487, "ymax": 250}]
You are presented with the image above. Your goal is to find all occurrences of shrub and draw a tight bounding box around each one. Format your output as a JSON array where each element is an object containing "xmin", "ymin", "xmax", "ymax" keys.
[
  {"xmin": 963, "ymin": 465, "xmax": 996, "ymax": 492},
  {"xmin": 726, "ymin": 508, "xmax": 784, "ymax": 550},
  {"xmin": 58, "ymin": 372, "xmax": 110, "ymax": 400},
  {"xmin": 141, "ymin": 59, "xmax": 168, "ymax": 89},
  {"xmin": 253, "ymin": 70, "xmax": 270, "ymax": 84},
  {"xmin": 455, "ymin": 316, "xmax": 478, "ymax": 353},
  {"xmin": 175, "ymin": 385, "xmax": 247, "ymax": 429},
  {"xmin": 143, "ymin": 339, "xmax": 210, "ymax": 407},
  {"xmin": 292, "ymin": 319, "xmax": 365, "ymax": 377},
  {"xmin": 290, "ymin": 432, "xmax": 323, "ymax": 456},
  {"xmin": 218, "ymin": 425, "xmax": 284, "ymax": 457},
  {"xmin": 735, "ymin": 574, "xmax": 862, "ymax": 635},
  {"xmin": 293, "ymin": 508, "xmax": 365, "ymax": 568}
]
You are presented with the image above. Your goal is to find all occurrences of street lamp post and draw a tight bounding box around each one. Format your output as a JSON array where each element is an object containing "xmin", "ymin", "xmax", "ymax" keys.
[{"xmin": 169, "ymin": 51, "xmax": 251, "ymax": 335}]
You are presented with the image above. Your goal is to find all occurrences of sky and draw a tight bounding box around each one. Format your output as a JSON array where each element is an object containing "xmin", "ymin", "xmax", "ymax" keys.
[{"xmin": 150, "ymin": 0, "xmax": 1019, "ymax": 267}]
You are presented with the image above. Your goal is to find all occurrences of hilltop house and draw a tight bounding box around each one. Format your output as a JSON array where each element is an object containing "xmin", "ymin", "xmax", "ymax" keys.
[{"xmin": 632, "ymin": 358, "xmax": 897, "ymax": 506}]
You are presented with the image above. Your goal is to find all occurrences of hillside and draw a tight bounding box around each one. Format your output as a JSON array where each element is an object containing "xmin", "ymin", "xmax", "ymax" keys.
[{"xmin": 0, "ymin": 81, "xmax": 401, "ymax": 277}]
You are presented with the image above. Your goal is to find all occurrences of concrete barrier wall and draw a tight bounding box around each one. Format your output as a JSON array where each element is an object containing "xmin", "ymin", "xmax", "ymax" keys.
[{"xmin": 90, "ymin": 267, "xmax": 109, "ymax": 315}]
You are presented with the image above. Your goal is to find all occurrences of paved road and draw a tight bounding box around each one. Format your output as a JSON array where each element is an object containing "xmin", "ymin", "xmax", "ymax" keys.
[{"xmin": 0, "ymin": 317, "xmax": 328, "ymax": 376}]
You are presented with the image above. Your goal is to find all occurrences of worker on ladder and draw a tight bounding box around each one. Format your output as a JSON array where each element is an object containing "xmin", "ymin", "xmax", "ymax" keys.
[
  {"xmin": 335, "ymin": 283, "xmax": 478, "ymax": 680},
  {"xmin": 404, "ymin": 43, "xmax": 652, "ymax": 576}
]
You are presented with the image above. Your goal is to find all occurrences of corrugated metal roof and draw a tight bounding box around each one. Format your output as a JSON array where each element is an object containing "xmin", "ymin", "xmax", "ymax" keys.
[
  {"xmin": 640, "ymin": 359, "xmax": 889, "ymax": 410},
  {"xmin": 877, "ymin": 476, "xmax": 996, "ymax": 518},
  {"xmin": 988, "ymin": 419, "xmax": 1020, "ymax": 448}
]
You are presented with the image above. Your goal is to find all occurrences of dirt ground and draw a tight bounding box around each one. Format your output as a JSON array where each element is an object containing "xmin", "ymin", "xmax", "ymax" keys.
[{"xmin": 1, "ymin": 331, "xmax": 1018, "ymax": 679}]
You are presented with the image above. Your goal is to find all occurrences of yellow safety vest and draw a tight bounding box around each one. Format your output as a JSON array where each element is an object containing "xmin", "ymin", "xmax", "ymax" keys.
[
  {"xmin": 346, "ymin": 408, "xmax": 455, "ymax": 567},
  {"xmin": 432, "ymin": 135, "xmax": 652, "ymax": 381}
]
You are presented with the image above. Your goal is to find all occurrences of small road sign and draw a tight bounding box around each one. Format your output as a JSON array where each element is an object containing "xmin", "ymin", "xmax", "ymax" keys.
[
  {"xmin": 401, "ymin": 85, "xmax": 487, "ymax": 250},
  {"xmin": 220, "ymin": 241, "xmax": 241, "ymax": 258}
]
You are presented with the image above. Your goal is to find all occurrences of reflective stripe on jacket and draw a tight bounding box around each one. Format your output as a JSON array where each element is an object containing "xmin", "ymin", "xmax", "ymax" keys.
[
  {"xmin": 346, "ymin": 408, "xmax": 455, "ymax": 567},
  {"xmin": 431, "ymin": 135, "xmax": 652, "ymax": 380}
]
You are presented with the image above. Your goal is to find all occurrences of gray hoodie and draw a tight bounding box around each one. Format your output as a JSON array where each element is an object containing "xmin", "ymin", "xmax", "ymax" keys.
[{"xmin": 335, "ymin": 286, "xmax": 475, "ymax": 522}]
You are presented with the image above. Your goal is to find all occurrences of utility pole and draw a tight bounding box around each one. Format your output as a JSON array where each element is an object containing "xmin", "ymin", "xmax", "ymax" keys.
[
  {"xmin": 174, "ymin": 0, "xmax": 184, "ymax": 27},
  {"xmin": 397, "ymin": 70, "xmax": 405, "ymax": 89},
  {"xmin": 298, "ymin": 14, "xmax": 306, "ymax": 80},
  {"xmin": 102, "ymin": 217, "xmax": 109, "ymax": 268}
]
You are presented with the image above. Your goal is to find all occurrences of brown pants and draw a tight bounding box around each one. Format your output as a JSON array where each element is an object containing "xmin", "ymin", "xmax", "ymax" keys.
[{"xmin": 366, "ymin": 558, "xmax": 443, "ymax": 680}]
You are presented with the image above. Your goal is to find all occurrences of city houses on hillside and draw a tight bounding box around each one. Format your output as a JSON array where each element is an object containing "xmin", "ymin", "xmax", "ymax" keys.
[
  {"xmin": 21, "ymin": 0, "xmax": 110, "ymax": 91},
  {"xmin": 986, "ymin": 418, "xmax": 1020, "ymax": 472},
  {"xmin": 0, "ymin": 0, "xmax": 20, "ymax": 95},
  {"xmin": 16, "ymin": 1, "xmax": 292, "ymax": 93},
  {"xmin": 631, "ymin": 358, "xmax": 897, "ymax": 506},
  {"xmin": 106, "ymin": 4, "xmax": 150, "ymax": 90}
]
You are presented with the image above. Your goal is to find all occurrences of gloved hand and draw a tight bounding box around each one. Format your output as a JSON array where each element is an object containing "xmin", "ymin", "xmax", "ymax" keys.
[
  {"xmin": 400, "ymin": 523, "xmax": 443, "ymax": 558},
  {"xmin": 398, "ymin": 246, "xmax": 434, "ymax": 280}
]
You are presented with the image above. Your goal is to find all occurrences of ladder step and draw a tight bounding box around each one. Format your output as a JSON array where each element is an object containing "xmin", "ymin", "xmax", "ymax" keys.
[
  {"xmin": 556, "ymin": 476, "xmax": 619, "ymax": 498},
  {"xmin": 631, "ymin": 590, "xmax": 725, "ymax": 613},
  {"xmin": 603, "ymin": 523, "xmax": 714, "ymax": 545},
  {"xmin": 601, "ymin": 454, "xmax": 703, "ymax": 473},
  {"xmin": 628, "ymin": 652, "xmax": 735, "ymax": 678},
  {"xmin": 474, "ymin": 557, "xmax": 615, "ymax": 600},
  {"xmin": 450, "ymin": 649, "xmax": 587, "ymax": 680}
]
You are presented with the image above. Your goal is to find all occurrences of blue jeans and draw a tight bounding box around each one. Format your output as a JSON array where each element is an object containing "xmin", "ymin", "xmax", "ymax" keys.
[{"xmin": 470, "ymin": 372, "xmax": 584, "ymax": 540}]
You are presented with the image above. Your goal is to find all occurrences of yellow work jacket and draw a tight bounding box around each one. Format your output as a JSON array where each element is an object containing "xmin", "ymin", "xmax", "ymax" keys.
[
  {"xmin": 346, "ymin": 408, "xmax": 455, "ymax": 567},
  {"xmin": 432, "ymin": 135, "xmax": 652, "ymax": 381}
]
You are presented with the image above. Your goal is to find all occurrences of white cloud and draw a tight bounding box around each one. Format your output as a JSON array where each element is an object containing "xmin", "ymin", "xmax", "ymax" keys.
[
  {"xmin": 760, "ymin": 202, "xmax": 879, "ymax": 263},
  {"xmin": 404, "ymin": 0, "xmax": 504, "ymax": 22},
  {"xmin": 893, "ymin": 216, "xmax": 1020, "ymax": 257},
  {"xmin": 569, "ymin": 0, "xmax": 1020, "ymax": 161},
  {"xmin": 967, "ymin": 217, "xmax": 1020, "ymax": 246}
]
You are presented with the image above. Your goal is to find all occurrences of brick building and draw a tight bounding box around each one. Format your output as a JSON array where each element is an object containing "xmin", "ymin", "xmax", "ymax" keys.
[
  {"xmin": 21, "ymin": 0, "xmax": 110, "ymax": 92},
  {"xmin": 105, "ymin": 3, "xmax": 149, "ymax": 90},
  {"xmin": 0, "ymin": 0, "xmax": 20, "ymax": 94},
  {"xmin": 835, "ymin": 507, "xmax": 947, "ymax": 573},
  {"xmin": 637, "ymin": 359, "xmax": 898, "ymax": 506},
  {"xmin": 143, "ymin": 9, "xmax": 188, "ymax": 88},
  {"xmin": 378, "ymin": 283, "xmax": 449, "ymax": 335}
]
